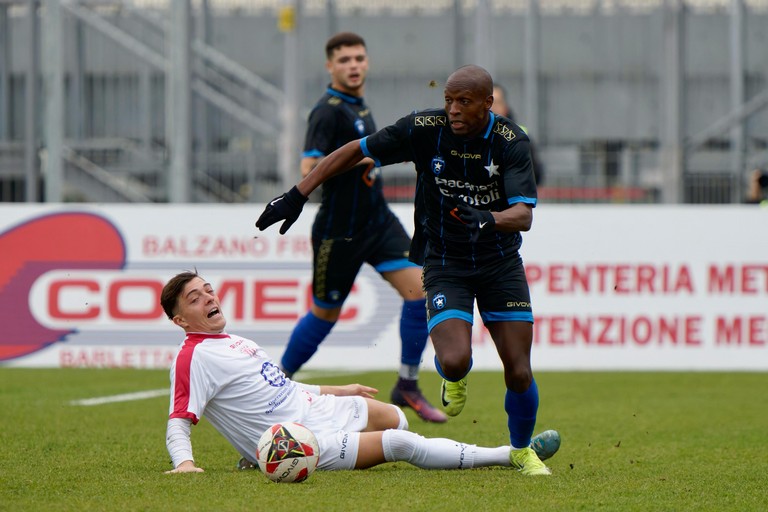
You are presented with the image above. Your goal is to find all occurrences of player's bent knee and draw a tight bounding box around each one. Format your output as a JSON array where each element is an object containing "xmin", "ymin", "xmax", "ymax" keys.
[
  {"xmin": 391, "ymin": 403, "xmax": 409, "ymax": 431},
  {"xmin": 364, "ymin": 398, "xmax": 404, "ymax": 431}
]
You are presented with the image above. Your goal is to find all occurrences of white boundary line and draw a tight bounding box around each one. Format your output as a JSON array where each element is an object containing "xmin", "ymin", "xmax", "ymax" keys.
[
  {"xmin": 69, "ymin": 388, "xmax": 168, "ymax": 406},
  {"xmin": 67, "ymin": 371, "xmax": 369, "ymax": 407}
]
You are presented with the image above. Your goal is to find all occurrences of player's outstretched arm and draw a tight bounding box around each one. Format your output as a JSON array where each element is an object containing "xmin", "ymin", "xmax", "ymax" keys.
[
  {"xmin": 165, "ymin": 418, "xmax": 204, "ymax": 473},
  {"xmin": 319, "ymin": 383, "xmax": 379, "ymax": 398},
  {"xmin": 255, "ymin": 140, "xmax": 365, "ymax": 234}
]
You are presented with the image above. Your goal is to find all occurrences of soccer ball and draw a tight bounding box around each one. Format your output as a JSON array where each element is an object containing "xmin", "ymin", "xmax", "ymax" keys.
[{"xmin": 256, "ymin": 422, "xmax": 320, "ymax": 483}]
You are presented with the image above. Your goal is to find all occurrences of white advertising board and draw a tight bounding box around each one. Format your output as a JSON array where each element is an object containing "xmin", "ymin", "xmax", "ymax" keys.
[{"xmin": 0, "ymin": 203, "xmax": 765, "ymax": 370}]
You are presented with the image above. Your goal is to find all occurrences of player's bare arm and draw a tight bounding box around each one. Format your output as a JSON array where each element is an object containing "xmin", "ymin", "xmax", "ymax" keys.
[
  {"xmin": 318, "ymin": 383, "xmax": 379, "ymax": 398},
  {"xmin": 491, "ymin": 202, "xmax": 533, "ymax": 233},
  {"xmin": 297, "ymin": 140, "xmax": 365, "ymax": 196},
  {"xmin": 301, "ymin": 155, "xmax": 375, "ymax": 178}
]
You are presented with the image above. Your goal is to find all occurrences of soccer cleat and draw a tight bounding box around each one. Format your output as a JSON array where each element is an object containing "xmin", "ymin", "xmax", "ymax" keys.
[
  {"xmin": 439, "ymin": 378, "xmax": 468, "ymax": 417},
  {"xmin": 530, "ymin": 429, "xmax": 561, "ymax": 461},
  {"xmin": 509, "ymin": 446, "xmax": 552, "ymax": 476},
  {"xmin": 237, "ymin": 457, "xmax": 259, "ymax": 471},
  {"xmin": 390, "ymin": 378, "xmax": 448, "ymax": 423}
]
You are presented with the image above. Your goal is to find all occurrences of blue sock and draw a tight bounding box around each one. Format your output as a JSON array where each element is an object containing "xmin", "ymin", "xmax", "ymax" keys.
[
  {"xmin": 505, "ymin": 378, "xmax": 539, "ymax": 448},
  {"xmin": 280, "ymin": 312, "xmax": 335, "ymax": 374},
  {"xmin": 433, "ymin": 355, "xmax": 473, "ymax": 381},
  {"xmin": 400, "ymin": 299, "xmax": 428, "ymax": 366}
]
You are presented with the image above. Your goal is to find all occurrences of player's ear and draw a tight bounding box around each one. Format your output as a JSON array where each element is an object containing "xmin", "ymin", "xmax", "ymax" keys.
[
  {"xmin": 172, "ymin": 314, "xmax": 188, "ymax": 329},
  {"xmin": 485, "ymin": 94, "xmax": 494, "ymax": 112}
]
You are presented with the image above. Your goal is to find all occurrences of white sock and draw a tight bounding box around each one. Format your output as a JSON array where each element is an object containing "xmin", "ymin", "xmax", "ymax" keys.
[
  {"xmin": 399, "ymin": 364, "xmax": 420, "ymax": 380},
  {"xmin": 382, "ymin": 430, "xmax": 511, "ymax": 469}
]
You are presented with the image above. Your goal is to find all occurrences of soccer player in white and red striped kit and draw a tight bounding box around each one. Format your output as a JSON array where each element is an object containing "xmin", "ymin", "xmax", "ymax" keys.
[{"xmin": 161, "ymin": 271, "xmax": 559, "ymax": 474}]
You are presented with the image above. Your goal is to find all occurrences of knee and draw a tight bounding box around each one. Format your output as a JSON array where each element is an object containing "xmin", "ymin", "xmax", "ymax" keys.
[
  {"xmin": 366, "ymin": 400, "xmax": 404, "ymax": 431},
  {"xmin": 504, "ymin": 365, "xmax": 532, "ymax": 392},
  {"xmin": 437, "ymin": 354, "xmax": 472, "ymax": 380}
]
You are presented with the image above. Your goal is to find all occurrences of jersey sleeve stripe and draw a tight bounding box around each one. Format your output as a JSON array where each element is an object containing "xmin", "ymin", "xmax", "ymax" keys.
[
  {"xmin": 169, "ymin": 343, "xmax": 199, "ymax": 425},
  {"xmin": 302, "ymin": 149, "xmax": 324, "ymax": 158},
  {"xmin": 359, "ymin": 137, "xmax": 381, "ymax": 167},
  {"xmin": 507, "ymin": 196, "xmax": 537, "ymax": 207}
]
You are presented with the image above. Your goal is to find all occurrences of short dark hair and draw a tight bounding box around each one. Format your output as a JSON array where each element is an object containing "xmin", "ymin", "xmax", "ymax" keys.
[
  {"xmin": 161, "ymin": 271, "xmax": 200, "ymax": 319},
  {"xmin": 325, "ymin": 32, "xmax": 366, "ymax": 59}
]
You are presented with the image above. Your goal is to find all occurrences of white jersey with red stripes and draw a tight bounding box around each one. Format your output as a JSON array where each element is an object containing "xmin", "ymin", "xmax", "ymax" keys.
[{"xmin": 168, "ymin": 332, "xmax": 316, "ymax": 461}]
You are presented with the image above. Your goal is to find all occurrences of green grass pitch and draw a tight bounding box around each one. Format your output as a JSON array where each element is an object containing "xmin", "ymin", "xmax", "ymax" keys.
[{"xmin": 1, "ymin": 369, "xmax": 767, "ymax": 511}]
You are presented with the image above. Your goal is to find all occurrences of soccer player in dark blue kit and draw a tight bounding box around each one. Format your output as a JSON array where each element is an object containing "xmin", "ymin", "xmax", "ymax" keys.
[
  {"xmin": 257, "ymin": 64, "xmax": 556, "ymax": 476},
  {"xmin": 278, "ymin": 32, "xmax": 447, "ymax": 424}
]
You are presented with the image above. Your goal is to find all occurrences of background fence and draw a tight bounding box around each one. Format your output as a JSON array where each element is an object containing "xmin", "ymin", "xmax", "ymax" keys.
[{"xmin": 0, "ymin": 0, "xmax": 767, "ymax": 204}]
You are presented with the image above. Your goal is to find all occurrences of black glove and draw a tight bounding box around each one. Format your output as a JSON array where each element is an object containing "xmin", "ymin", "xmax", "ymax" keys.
[
  {"xmin": 255, "ymin": 186, "xmax": 308, "ymax": 234},
  {"xmin": 456, "ymin": 201, "xmax": 495, "ymax": 243}
]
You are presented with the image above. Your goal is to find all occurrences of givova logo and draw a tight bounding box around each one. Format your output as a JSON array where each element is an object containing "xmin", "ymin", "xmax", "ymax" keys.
[{"xmin": 0, "ymin": 212, "xmax": 126, "ymax": 361}]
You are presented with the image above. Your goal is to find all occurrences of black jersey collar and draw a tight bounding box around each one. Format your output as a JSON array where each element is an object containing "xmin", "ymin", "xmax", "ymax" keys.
[{"xmin": 327, "ymin": 86, "xmax": 364, "ymax": 106}]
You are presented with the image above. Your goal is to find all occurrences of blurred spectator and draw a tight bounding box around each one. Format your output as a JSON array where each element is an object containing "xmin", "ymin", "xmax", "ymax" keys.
[
  {"xmin": 493, "ymin": 84, "xmax": 545, "ymax": 185},
  {"xmin": 745, "ymin": 168, "xmax": 768, "ymax": 206}
]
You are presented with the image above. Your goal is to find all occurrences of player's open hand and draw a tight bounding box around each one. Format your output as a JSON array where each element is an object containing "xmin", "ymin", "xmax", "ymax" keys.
[
  {"xmin": 455, "ymin": 201, "xmax": 495, "ymax": 243},
  {"xmin": 164, "ymin": 460, "xmax": 204, "ymax": 474},
  {"xmin": 255, "ymin": 186, "xmax": 308, "ymax": 234}
]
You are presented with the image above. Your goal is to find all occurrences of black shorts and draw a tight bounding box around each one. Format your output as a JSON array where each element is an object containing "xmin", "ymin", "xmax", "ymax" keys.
[
  {"xmin": 311, "ymin": 215, "xmax": 418, "ymax": 307},
  {"xmin": 423, "ymin": 254, "xmax": 533, "ymax": 332}
]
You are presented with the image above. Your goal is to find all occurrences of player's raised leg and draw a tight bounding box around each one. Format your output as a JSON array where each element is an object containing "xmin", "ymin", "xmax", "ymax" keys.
[
  {"xmin": 382, "ymin": 266, "xmax": 447, "ymax": 423},
  {"xmin": 430, "ymin": 318, "xmax": 473, "ymax": 417}
]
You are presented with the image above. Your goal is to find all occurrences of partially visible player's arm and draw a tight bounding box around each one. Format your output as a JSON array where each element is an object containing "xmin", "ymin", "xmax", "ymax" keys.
[
  {"xmin": 318, "ymin": 383, "xmax": 378, "ymax": 398},
  {"xmin": 492, "ymin": 202, "xmax": 533, "ymax": 233},
  {"xmin": 301, "ymin": 155, "xmax": 375, "ymax": 178},
  {"xmin": 164, "ymin": 418, "xmax": 204, "ymax": 473},
  {"xmin": 294, "ymin": 381, "xmax": 378, "ymax": 398},
  {"xmin": 297, "ymin": 140, "xmax": 365, "ymax": 196}
]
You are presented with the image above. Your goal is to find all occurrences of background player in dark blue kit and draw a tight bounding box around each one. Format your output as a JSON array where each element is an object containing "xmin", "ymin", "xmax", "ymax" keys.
[
  {"xmin": 257, "ymin": 64, "xmax": 555, "ymax": 476},
  {"xmin": 278, "ymin": 32, "xmax": 447, "ymax": 424}
]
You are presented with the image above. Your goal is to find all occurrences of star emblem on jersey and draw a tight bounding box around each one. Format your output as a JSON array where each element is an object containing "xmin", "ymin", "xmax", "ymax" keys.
[
  {"xmin": 432, "ymin": 156, "xmax": 445, "ymax": 176},
  {"xmin": 485, "ymin": 162, "xmax": 499, "ymax": 178},
  {"xmin": 432, "ymin": 292, "xmax": 446, "ymax": 310}
]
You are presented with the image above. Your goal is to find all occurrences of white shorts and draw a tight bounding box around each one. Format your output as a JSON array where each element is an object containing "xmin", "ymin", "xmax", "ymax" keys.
[{"xmin": 301, "ymin": 395, "xmax": 368, "ymax": 471}]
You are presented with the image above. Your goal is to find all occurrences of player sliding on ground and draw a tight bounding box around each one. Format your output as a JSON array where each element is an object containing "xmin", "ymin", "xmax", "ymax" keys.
[{"xmin": 161, "ymin": 271, "xmax": 560, "ymax": 474}]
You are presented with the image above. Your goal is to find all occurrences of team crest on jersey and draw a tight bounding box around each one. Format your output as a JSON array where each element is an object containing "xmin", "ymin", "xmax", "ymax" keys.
[
  {"xmin": 261, "ymin": 361, "xmax": 288, "ymax": 387},
  {"xmin": 355, "ymin": 118, "xmax": 365, "ymax": 135},
  {"xmin": 432, "ymin": 292, "xmax": 447, "ymax": 310},
  {"xmin": 431, "ymin": 156, "xmax": 445, "ymax": 176}
]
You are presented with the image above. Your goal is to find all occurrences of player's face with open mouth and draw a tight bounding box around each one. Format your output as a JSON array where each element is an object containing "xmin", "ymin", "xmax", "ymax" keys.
[
  {"xmin": 173, "ymin": 277, "xmax": 226, "ymax": 333},
  {"xmin": 444, "ymin": 86, "xmax": 491, "ymax": 138},
  {"xmin": 327, "ymin": 44, "xmax": 368, "ymax": 95}
]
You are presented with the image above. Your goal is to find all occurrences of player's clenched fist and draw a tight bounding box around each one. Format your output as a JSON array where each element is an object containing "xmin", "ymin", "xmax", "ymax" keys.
[{"xmin": 255, "ymin": 186, "xmax": 308, "ymax": 234}]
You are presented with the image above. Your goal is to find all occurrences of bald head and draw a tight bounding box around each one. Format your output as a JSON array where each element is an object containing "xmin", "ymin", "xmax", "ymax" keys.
[{"xmin": 445, "ymin": 65, "xmax": 494, "ymax": 99}]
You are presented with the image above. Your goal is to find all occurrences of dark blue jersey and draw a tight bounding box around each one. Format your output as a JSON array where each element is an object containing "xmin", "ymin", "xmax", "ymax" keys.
[
  {"xmin": 303, "ymin": 86, "xmax": 394, "ymax": 239},
  {"xmin": 360, "ymin": 109, "xmax": 537, "ymax": 267}
]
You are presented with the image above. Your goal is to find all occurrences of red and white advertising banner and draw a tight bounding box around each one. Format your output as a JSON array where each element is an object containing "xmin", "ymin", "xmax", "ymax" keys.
[{"xmin": 0, "ymin": 204, "xmax": 765, "ymax": 370}]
